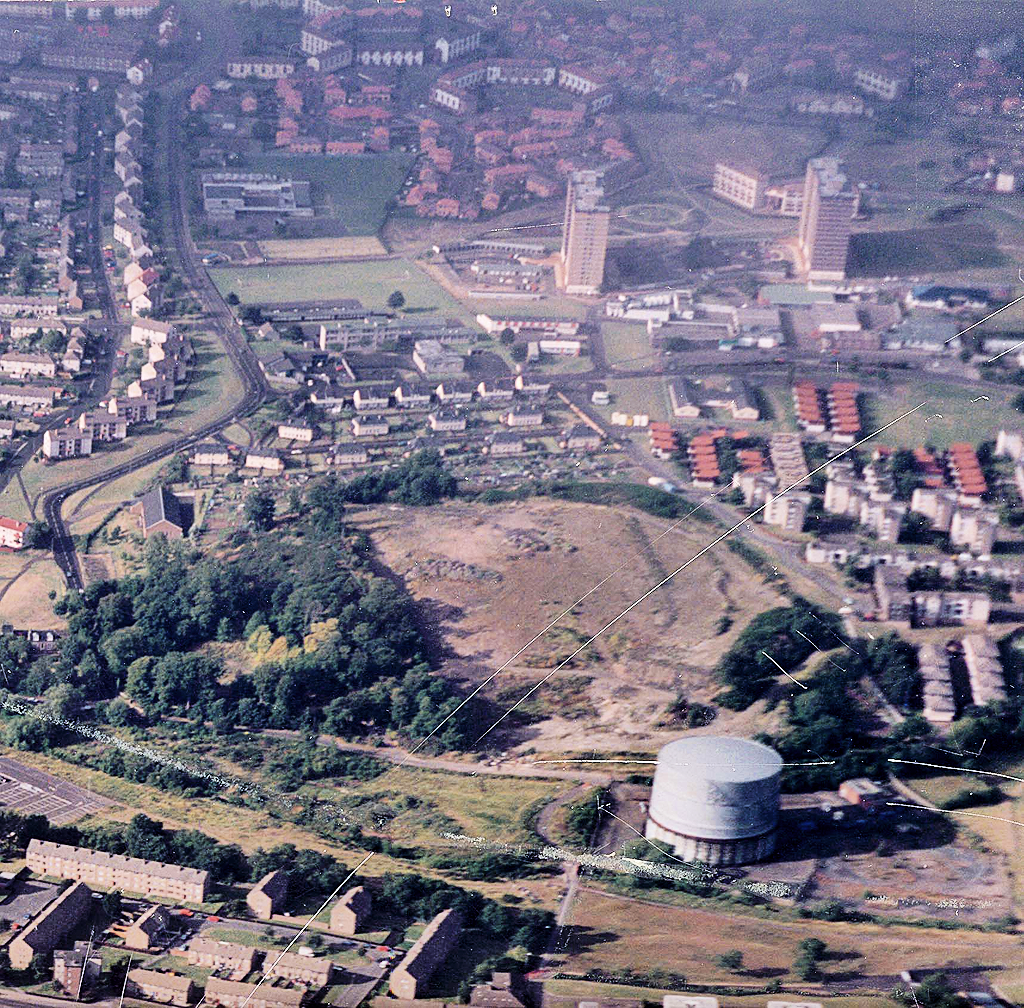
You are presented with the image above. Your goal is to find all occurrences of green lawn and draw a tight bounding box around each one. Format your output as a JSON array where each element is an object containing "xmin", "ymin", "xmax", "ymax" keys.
[
  {"xmin": 545, "ymin": 980, "xmax": 892, "ymax": 1008},
  {"xmin": 602, "ymin": 321, "xmax": 655, "ymax": 369},
  {"xmin": 209, "ymin": 260, "xmax": 472, "ymax": 319},
  {"xmin": 239, "ymin": 152, "xmax": 413, "ymax": 235},
  {"xmin": 592, "ymin": 377, "xmax": 672, "ymax": 424},
  {"xmin": 861, "ymin": 378, "xmax": 1024, "ymax": 450}
]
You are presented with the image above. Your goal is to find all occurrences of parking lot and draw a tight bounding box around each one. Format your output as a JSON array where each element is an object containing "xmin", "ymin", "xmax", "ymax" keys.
[
  {"xmin": 0, "ymin": 878, "xmax": 61, "ymax": 925},
  {"xmin": 0, "ymin": 756, "xmax": 114, "ymax": 825}
]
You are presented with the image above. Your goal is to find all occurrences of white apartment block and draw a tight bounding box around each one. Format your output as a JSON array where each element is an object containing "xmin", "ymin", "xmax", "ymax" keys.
[
  {"xmin": 278, "ymin": 422, "xmax": 314, "ymax": 442},
  {"xmin": 996, "ymin": 428, "xmax": 1024, "ymax": 461},
  {"xmin": 910, "ymin": 486, "xmax": 959, "ymax": 532},
  {"xmin": 824, "ymin": 476, "xmax": 867, "ymax": 517},
  {"xmin": 43, "ymin": 428, "xmax": 93, "ymax": 459},
  {"xmin": 950, "ymin": 506, "xmax": 999, "ymax": 557},
  {"xmin": 245, "ymin": 452, "xmax": 284, "ymax": 472},
  {"xmin": 0, "ymin": 516, "xmax": 27, "ymax": 549},
  {"xmin": 713, "ymin": 162, "xmax": 764, "ymax": 211},
  {"xmin": 130, "ymin": 317, "xmax": 177, "ymax": 346},
  {"xmin": 431, "ymin": 83, "xmax": 473, "ymax": 113},
  {"xmin": 78, "ymin": 412, "xmax": 127, "ymax": 442},
  {"xmin": 853, "ymin": 65, "xmax": 908, "ymax": 100},
  {"xmin": 0, "ymin": 352, "xmax": 55, "ymax": 379},
  {"xmin": 763, "ymin": 490, "xmax": 810, "ymax": 531},
  {"xmin": 226, "ymin": 57, "xmax": 296, "ymax": 80},
  {"xmin": 860, "ymin": 500, "xmax": 906, "ymax": 543},
  {"xmin": 65, "ymin": 0, "xmax": 160, "ymax": 19},
  {"xmin": 763, "ymin": 180, "xmax": 804, "ymax": 216},
  {"xmin": 109, "ymin": 395, "xmax": 157, "ymax": 425},
  {"xmin": 557, "ymin": 66, "xmax": 605, "ymax": 94},
  {"xmin": 434, "ymin": 26, "xmax": 482, "ymax": 64}
]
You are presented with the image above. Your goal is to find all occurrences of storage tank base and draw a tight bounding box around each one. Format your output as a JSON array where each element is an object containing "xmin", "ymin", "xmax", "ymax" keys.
[{"xmin": 644, "ymin": 817, "xmax": 777, "ymax": 866}]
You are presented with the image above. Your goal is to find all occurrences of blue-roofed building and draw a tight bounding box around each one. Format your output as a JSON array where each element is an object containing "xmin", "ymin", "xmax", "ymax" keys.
[{"xmin": 906, "ymin": 285, "xmax": 992, "ymax": 311}]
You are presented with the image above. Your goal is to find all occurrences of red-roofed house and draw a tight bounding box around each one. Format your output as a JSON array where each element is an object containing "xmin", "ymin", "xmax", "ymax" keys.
[
  {"xmin": 0, "ymin": 516, "xmax": 26, "ymax": 550},
  {"xmin": 190, "ymin": 84, "xmax": 211, "ymax": 111}
]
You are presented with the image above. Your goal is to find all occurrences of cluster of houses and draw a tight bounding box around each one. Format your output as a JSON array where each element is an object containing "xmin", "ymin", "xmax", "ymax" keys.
[
  {"xmin": 112, "ymin": 82, "xmax": 153, "ymax": 289},
  {"xmin": 42, "ymin": 316, "xmax": 191, "ymax": 459},
  {"xmin": 819, "ymin": 442, "xmax": 997, "ymax": 554},
  {"xmin": 11, "ymin": 830, "xmax": 518, "ymax": 1008},
  {"xmin": 412, "ymin": 63, "xmax": 633, "ymax": 220},
  {"xmin": 9, "ymin": 836, "xmax": 384, "ymax": 1007},
  {"xmin": 222, "ymin": 364, "xmax": 604, "ymax": 475},
  {"xmin": 793, "ymin": 380, "xmax": 861, "ymax": 443},
  {"xmin": 669, "ymin": 377, "xmax": 761, "ymax": 421},
  {"xmin": 874, "ymin": 564, "xmax": 991, "ymax": 627}
]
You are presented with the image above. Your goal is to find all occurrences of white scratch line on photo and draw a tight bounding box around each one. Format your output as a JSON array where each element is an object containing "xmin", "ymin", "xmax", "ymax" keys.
[
  {"xmin": 886, "ymin": 801, "xmax": 1024, "ymax": 830},
  {"xmin": 531, "ymin": 758, "xmax": 835, "ymax": 766},
  {"xmin": 760, "ymin": 650, "xmax": 808, "ymax": 689},
  {"xmin": 888, "ymin": 757, "xmax": 1024, "ymax": 784},
  {"xmin": 943, "ymin": 292, "xmax": 1024, "ymax": 345}
]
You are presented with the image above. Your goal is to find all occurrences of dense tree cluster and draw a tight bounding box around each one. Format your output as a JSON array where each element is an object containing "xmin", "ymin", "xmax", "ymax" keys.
[
  {"xmin": 342, "ymin": 450, "xmax": 459, "ymax": 506},
  {"xmin": 714, "ymin": 603, "xmax": 845, "ymax": 709},
  {"xmin": 563, "ymin": 787, "xmax": 609, "ymax": 847},
  {"xmin": 4, "ymin": 464, "xmax": 473, "ymax": 750}
]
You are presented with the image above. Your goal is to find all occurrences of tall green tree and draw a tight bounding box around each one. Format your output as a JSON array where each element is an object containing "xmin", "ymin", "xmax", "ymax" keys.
[{"xmin": 244, "ymin": 489, "xmax": 276, "ymax": 531}]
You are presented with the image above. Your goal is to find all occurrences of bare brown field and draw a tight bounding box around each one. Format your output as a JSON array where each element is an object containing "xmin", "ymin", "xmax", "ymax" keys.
[
  {"xmin": 560, "ymin": 888, "xmax": 1023, "ymax": 983},
  {"xmin": 258, "ymin": 236, "xmax": 388, "ymax": 260},
  {"xmin": 354, "ymin": 499, "xmax": 789, "ymax": 753}
]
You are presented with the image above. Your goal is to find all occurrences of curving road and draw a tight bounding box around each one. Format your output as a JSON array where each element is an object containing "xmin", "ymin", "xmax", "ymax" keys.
[{"xmin": 44, "ymin": 3, "xmax": 269, "ymax": 589}]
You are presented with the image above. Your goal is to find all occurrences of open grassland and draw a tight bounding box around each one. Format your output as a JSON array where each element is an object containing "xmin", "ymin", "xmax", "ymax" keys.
[
  {"xmin": 239, "ymin": 152, "xmax": 413, "ymax": 235},
  {"xmin": 302, "ymin": 765, "xmax": 562, "ymax": 851},
  {"xmin": 848, "ymin": 222, "xmax": 1008, "ymax": 277},
  {"xmin": 355, "ymin": 498, "xmax": 789, "ymax": 754},
  {"xmin": 0, "ymin": 553, "xmax": 67, "ymax": 628},
  {"xmin": 0, "ymin": 745, "xmax": 564, "ymax": 907},
  {"xmin": 860, "ymin": 378, "xmax": 1024, "ymax": 450},
  {"xmin": 631, "ymin": 113, "xmax": 827, "ymax": 185},
  {"xmin": 592, "ymin": 377, "xmax": 672, "ymax": 423},
  {"xmin": 209, "ymin": 260, "xmax": 471, "ymax": 321},
  {"xmin": 601, "ymin": 322, "xmax": 656, "ymax": 370},
  {"xmin": 63, "ymin": 456, "xmax": 171, "ymax": 538},
  {"xmin": 559, "ymin": 889, "xmax": 1024, "ymax": 984}
]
